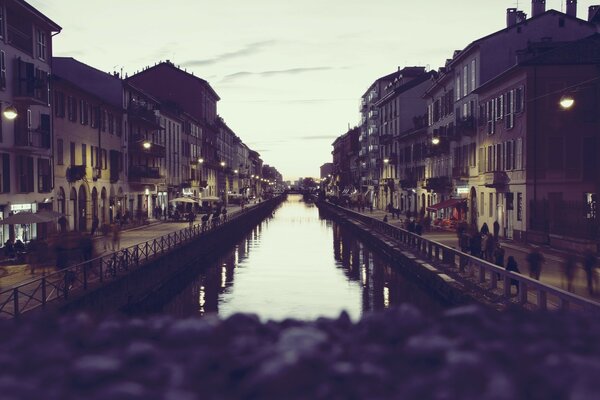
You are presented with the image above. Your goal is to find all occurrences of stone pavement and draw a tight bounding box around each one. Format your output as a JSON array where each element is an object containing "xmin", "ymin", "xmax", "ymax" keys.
[
  {"xmin": 0, "ymin": 204, "xmax": 247, "ymax": 291},
  {"xmin": 355, "ymin": 207, "xmax": 600, "ymax": 302}
]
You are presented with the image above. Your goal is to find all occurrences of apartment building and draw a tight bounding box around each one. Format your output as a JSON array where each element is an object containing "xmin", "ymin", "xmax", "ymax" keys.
[
  {"xmin": 52, "ymin": 57, "xmax": 125, "ymax": 230},
  {"xmin": 0, "ymin": 0, "xmax": 60, "ymax": 242}
]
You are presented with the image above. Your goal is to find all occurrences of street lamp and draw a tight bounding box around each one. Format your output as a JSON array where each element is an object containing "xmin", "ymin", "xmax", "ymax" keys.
[
  {"xmin": 3, "ymin": 105, "xmax": 18, "ymax": 120},
  {"xmin": 431, "ymin": 136, "xmax": 440, "ymax": 145},
  {"xmin": 198, "ymin": 157, "xmax": 204, "ymax": 164},
  {"xmin": 559, "ymin": 94, "xmax": 575, "ymax": 109},
  {"xmin": 220, "ymin": 161, "xmax": 226, "ymax": 167},
  {"xmin": 142, "ymin": 140, "xmax": 151, "ymax": 149}
]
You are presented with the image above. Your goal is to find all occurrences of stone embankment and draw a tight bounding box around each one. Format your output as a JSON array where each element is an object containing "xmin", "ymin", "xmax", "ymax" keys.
[{"xmin": 1, "ymin": 305, "xmax": 599, "ymax": 399}]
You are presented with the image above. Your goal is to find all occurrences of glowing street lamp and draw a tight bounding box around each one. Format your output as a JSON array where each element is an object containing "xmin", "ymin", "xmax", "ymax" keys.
[
  {"xmin": 220, "ymin": 161, "xmax": 226, "ymax": 167},
  {"xmin": 559, "ymin": 94, "xmax": 575, "ymax": 109},
  {"xmin": 198, "ymin": 157, "xmax": 204, "ymax": 164},
  {"xmin": 142, "ymin": 140, "xmax": 152, "ymax": 149},
  {"xmin": 431, "ymin": 136, "xmax": 440, "ymax": 145},
  {"xmin": 3, "ymin": 105, "xmax": 18, "ymax": 120}
]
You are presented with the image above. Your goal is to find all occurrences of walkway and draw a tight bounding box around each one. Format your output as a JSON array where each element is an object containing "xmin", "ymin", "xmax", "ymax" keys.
[
  {"xmin": 0, "ymin": 204, "xmax": 247, "ymax": 290},
  {"xmin": 355, "ymin": 208, "xmax": 600, "ymax": 302}
]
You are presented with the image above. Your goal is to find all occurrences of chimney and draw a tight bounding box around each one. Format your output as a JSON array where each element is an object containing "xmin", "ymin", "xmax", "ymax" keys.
[
  {"xmin": 507, "ymin": 8, "xmax": 518, "ymax": 27},
  {"xmin": 566, "ymin": 0, "xmax": 577, "ymax": 17},
  {"xmin": 532, "ymin": 0, "xmax": 546, "ymax": 17},
  {"xmin": 516, "ymin": 10, "xmax": 528, "ymax": 23},
  {"xmin": 589, "ymin": 5, "xmax": 600, "ymax": 22}
]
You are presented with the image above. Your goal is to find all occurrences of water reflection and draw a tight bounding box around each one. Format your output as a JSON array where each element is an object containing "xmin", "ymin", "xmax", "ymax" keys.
[{"xmin": 156, "ymin": 194, "xmax": 445, "ymax": 320}]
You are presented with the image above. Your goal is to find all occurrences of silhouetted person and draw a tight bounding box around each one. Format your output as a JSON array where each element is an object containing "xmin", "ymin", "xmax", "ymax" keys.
[
  {"xmin": 526, "ymin": 248, "xmax": 544, "ymax": 280},
  {"xmin": 111, "ymin": 224, "xmax": 121, "ymax": 251},
  {"xmin": 383, "ymin": 215, "xmax": 388, "ymax": 223},
  {"xmin": 58, "ymin": 216, "xmax": 67, "ymax": 233},
  {"xmin": 407, "ymin": 220, "xmax": 416, "ymax": 233},
  {"xmin": 583, "ymin": 250, "xmax": 598, "ymax": 295},
  {"xmin": 80, "ymin": 234, "xmax": 94, "ymax": 262},
  {"xmin": 101, "ymin": 223, "xmax": 111, "ymax": 251},
  {"xmin": 469, "ymin": 231, "xmax": 482, "ymax": 258},
  {"xmin": 188, "ymin": 212, "xmax": 195, "ymax": 227},
  {"xmin": 4, "ymin": 239, "xmax": 14, "ymax": 258},
  {"xmin": 14, "ymin": 239, "xmax": 25, "ymax": 254},
  {"xmin": 493, "ymin": 220, "xmax": 500, "ymax": 239},
  {"xmin": 506, "ymin": 255, "xmax": 521, "ymax": 294},
  {"xmin": 415, "ymin": 222, "xmax": 423, "ymax": 236},
  {"xmin": 482, "ymin": 233, "xmax": 492, "ymax": 261},
  {"xmin": 459, "ymin": 231, "xmax": 470, "ymax": 253},
  {"xmin": 493, "ymin": 243, "xmax": 505, "ymax": 268},
  {"xmin": 480, "ymin": 222, "xmax": 489, "ymax": 236},
  {"xmin": 563, "ymin": 253, "xmax": 577, "ymax": 293}
]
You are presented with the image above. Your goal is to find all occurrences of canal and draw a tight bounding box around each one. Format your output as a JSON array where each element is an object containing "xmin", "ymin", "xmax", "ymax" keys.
[{"xmin": 134, "ymin": 194, "xmax": 446, "ymax": 320}]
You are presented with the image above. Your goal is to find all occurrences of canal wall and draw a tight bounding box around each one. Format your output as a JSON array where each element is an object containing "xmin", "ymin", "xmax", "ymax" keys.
[
  {"xmin": 54, "ymin": 197, "xmax": 285, "ymax": 315},
  {"xmin": 318, "ymin": 202, "xmax": 478, "ymax": 308}
]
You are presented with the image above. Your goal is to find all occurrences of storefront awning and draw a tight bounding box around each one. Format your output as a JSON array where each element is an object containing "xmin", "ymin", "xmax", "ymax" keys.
[{"xmin": 426, "ymin": 198, "xmax": 466, "ymax": 212}]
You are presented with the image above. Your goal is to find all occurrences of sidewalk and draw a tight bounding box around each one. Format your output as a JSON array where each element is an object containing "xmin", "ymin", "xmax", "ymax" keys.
[
  {"xmin": 0, "ymin": 204, "xmax": 247, "ymax": 290},
  {"xmin": 354, "ymin": 207, "xmax": 599, "ymax": 302}
]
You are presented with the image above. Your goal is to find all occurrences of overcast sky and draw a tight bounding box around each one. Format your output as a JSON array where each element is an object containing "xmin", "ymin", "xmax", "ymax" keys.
[{"xmin": 29, "ymin": 0, "xmax": 600, "ymax": 180}]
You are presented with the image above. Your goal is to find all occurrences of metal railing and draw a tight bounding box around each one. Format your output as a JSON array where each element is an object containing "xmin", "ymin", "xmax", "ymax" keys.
[
  {"xmin": 328, "ymin": 202, "xmax": 600, "ymax": 313},
  {"xmin": 0, "ymin": 198, "xmax": 280, "ymax": 318}
]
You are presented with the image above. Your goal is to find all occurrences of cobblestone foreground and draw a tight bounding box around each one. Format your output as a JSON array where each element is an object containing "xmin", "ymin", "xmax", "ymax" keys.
[{"xmin": 1, "ymin": 306, "xmax": 599, "ymax": 400}]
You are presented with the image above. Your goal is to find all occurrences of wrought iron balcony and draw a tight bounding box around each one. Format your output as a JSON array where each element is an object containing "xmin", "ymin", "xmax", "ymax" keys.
[
  {"xmin": 127, "ymin": 103, "xmax": 161, "ymax": 127},
  {"xmin": 484, "ymin": 171, "xmax": 510, "ymax": 188},
  {"xmin": 129, "ymin": 165, "xmax": 163, "ymax": 183},
  {"xmin": 14, "ymin": 128, "xmax": 51, "ymax": 149},
  {"xmin": 129, "ymin": 135, "xmax": 166, "ymax": 157},
  {"xmin": 452, "ymin": 166, "xmax": 469, "ymax": 179},
  {"xmin": 424, "ymin": 176, "xmax": 451, "ymax": 192},
  {"xmin": 399, "ymin": 178, "xmax": 417, "ymax": 189},
  {"xmin": 66, "ymin": 165, "xmax": 86, "ymax": 183}
]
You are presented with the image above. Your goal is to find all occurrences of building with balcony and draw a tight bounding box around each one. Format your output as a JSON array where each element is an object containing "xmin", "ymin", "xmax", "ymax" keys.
[
  {"xmin": 124, "ymin": 83, "xmax": 165, "ymax": 219},
  {"xmin": 52, "ymin": 57, "xmax": 125, "ymax": 231},
  {"xmin": 0, "ymin": 0, "xmax": 60, "ymax": 243},
  {"xmin": 331, "ymin": 126, "xmax": 360, "ymax": 197}
]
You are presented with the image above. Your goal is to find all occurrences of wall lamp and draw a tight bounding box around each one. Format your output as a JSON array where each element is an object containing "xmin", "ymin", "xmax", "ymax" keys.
[
  {"xmin": 559, "ymin": 94, "xmax": 575, "ymax": 110},
  {"xmin": 431, "ymin": 136, "xmax": 440, "ymax": 145},
  {"xmin": 3, "ymin": 104, "xmax": 18, "ymax": 120},
  {"xmin": 142, "ymin": 140, "xmax": 152, "ymax": 149}
]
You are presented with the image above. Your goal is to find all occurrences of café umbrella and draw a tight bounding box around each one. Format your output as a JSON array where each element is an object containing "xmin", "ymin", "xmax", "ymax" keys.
[
  {"xmin": 169, "ymin": 197, "xmax": 198, "ymax": 204},
  {"xmin": 0, "ymin": 212, "xmax": 55, "ymax": 225}
]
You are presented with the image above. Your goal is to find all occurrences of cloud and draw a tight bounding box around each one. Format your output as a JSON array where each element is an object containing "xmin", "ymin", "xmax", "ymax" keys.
[
  {"xmin": 221, "ymin": 66, "xmax": 334, "ymax": 82},
  {"xmin": 181, "ymin": 40, "xmax": 276, "ymax": 67}
]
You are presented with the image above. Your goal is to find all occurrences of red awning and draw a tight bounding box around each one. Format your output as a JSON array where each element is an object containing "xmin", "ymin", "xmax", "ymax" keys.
[{"xmin": 426, "ymin": 198, "xmax": 466, "ymax": 212}]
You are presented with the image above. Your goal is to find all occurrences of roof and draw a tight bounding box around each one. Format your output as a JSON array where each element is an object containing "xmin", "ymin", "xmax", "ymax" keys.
[
  {"xmin": 52, "ymin": 57, "xmax": 123, "ymax": 108},
  {"xmin": 361, "ymin": 70, "xmax": 402, "ymax": 98},
  {"xmin": 376, "ymin": 71, "xmax": 436, "ymax": 106},
  {"xmin": 128, "ymin": 61, "xmax": 220, "ymax": 101},
  {"xmin": 449, "ymin": 9, "xmax": 596, "ymax": 68},
  {"xmin": 475, "ymin": 33, "xmax": 600, "ymax": 93},
  {"xmin": 14, "ymin": 0, "xmax": 61, "ymax": 32}
]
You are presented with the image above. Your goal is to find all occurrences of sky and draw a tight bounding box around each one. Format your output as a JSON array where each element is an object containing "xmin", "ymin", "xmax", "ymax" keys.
[{"xmin": 28, "ymin": 0, "xmax": 600, "ymax": 181}]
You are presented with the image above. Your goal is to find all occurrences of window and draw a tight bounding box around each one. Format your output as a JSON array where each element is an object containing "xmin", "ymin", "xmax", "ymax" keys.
[
  {"xmin": 54, "ymin": 91, "xmax": 65, "ymax": 117},
  {"xmin": 515, "ymin": 87, "xmax": 524, "ymax": 113},
  {"xmin": 506, "ymin": 140, "xmax": 513, "ymax": 170},
  {"xmin": 515, "ymin": 138, "xmax": 523, "ymax": 169},
  {"xmin": 486, "ymin": 100, "xmax": 495, "ymax": 134},
  {"xmin": 70, "ymin": 142, "xmax": 75, "ymax": 166},
  {"xmin": 0, "ymin": 51, "xmax": 5, "ymax": 90},
  {"xmin": 36, "ymin": 29, "xmax": 47, "ymax": 60},
  {"xmin": 469, "ymin": 142, "xmax": 476, "ymax": 166},
  {"xmin": 487, "ymin": 146, "xmax": 493, "ymax": 172},
  {"xmin": 27, "ymin": 109, "xmax": 32, "ymax": 129},
  {"xmin": 470, "ymin": 59, "xmax": 476, "ymax": 91},
  {"xmin": 480, "ymin": 193, "xmax": 484, "ymax": 216},
  {"xmin": 57, "ymin": 139, "xmax": 64, "ymax": 165},
  {"xmin": 463, "ymin": 65, "xmax": 468, "ymax": 95},
  {"xmin": 81, "ymin": 144, "xmax": 87, "ymax": 166},
  {"xmin": 79, "ymin": 100, "xmax": 89, "ymax": 125},
  {"xmin": 489, "ymin": 193, "xmax": 494, "ymax": 217},
  {"xmin": 585, "ymin": 193, "xmax": 597, "ymax": 219},
  {"xmin": 517, "ymin": 193, "xmax": 523, "ymax": 221},
  {"xmin": 16, "ymin": 155, "xmax": 34, "ymax": 193},
  {"xmin": 67, "ymin": 96, "xmax": 77, "ymax": 122},
  {"xmin": 37, "ymin": 158, "xmax": 51, "ymax": 193},
  {"xmin": 456, "ymin": 75, "xmax": 461, "ymax": 100},
  {"xmin": 102, "ymin": 149, "xmax": 107, "ymax": 169},
  {"xmin": 0, "ymin": 153, "xmax": 9, "ymax": 193},
  {"xmin": 0, "ymin": 6, "xmax": 4, "ymax": 39},
  {"xmin": 505, "ymin": 90, "xmax": 515, "ymax": 129}
]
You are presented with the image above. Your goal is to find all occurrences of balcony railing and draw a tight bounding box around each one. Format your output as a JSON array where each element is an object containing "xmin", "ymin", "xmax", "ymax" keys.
[
  {"xmin": 128, "ymin": 103, "xmax": 161, "ymax": 127},
  {"xmin": 14, "ymin": 129, "xmax": 51, "ymax": 149},
  {"xmin": 424, "ymin": 176, "xmax": 451, "ymax": 191},
  {"xmin": 484, "ymin": 171, "xmax": 510, "ymax": 188},
  {"xmin": 129, "ymin": 135, "xmax": 166, "ymax": 157},
  {"xmin": 129, "ymin": 165, "xmax": 162, "ymax": 182},
  {"xmin": 452, "ymin": 166, "xmax": 469, "ymax": 179}
]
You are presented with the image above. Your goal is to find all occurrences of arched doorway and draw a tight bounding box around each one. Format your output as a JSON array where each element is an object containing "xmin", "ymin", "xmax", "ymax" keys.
[
  {"xmin": 469, "ymin": 187, "xmax": 478, "ymax": 229},
  {"xmin": 70, "ymin": 187, "xmax": 77, "ymax": 231},
  {"xmin": 91, "ymin": 187, "xmax": 98, "ymax": 219},
  {"xmin": 78, "ymin": 185, "xmax": 87, "ymax": 232},
  {"xmin": 100, "ymin": 187, "xmax": 107, "ymax": 224}
]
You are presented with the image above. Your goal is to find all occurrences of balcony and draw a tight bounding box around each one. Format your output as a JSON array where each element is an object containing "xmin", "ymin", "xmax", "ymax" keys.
[
  {"xmin": 14, "ymin": 129, "xmax": 51, "ymax": 150},
  {"xmin": 452, "ymin": 166, "xmax": 469, "ymax": 179},
  {"xmin": 127, "ymin": 103, "xmax": 161, "ymax": 128},
  {"xmin": 369, "ymin": 110, "xmax": 379, "ymax": 120},
  {"xmin": 484, "ymin": 171, "xmax": 510, "ymax": 188},
  {"xmin": 399, "ymin": 178, "xmax": 417, "ymax": 189},
  {"xmin": 129, "ymin": 135, "xmax": 166, "ymax": 157},
  {"xmin": 129, "ymin": 165, "xmax": 163, "ymax": 184},
  {"xmin": 424, "ymin": 176, "xmax": 451, "ymax": 192},
  {"xmin": 456, "ymin": 116, "xmax": 476, "ymax": 137},
  {"xmin": 66, "ymin": 165, "xmax": 86, "ymax": 183}
]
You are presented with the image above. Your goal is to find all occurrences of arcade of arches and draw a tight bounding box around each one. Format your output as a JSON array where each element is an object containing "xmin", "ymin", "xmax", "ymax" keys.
[{"xmin": 57, "ymin": 184, "xmax": 126, "ymax": 232}]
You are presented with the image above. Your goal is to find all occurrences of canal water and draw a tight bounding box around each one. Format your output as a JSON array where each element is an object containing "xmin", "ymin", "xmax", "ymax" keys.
[{"xmin": 147, "ymin": 194, "xmax": 446, "ymax": 321}]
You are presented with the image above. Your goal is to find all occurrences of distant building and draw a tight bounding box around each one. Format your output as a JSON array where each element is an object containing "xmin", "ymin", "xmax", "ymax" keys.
[{"xmin": 320, "ymin": 162, "xmax": 333, "ymax": 179}]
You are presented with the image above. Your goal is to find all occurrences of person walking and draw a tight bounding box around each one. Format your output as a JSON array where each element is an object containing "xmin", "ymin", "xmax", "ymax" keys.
[
  {"xmin": 383, "ymin": 214, "xmax": 388, "ymax": 223},
  {"xmin": 493, "ymin": 243, "xmax": 505, "ymax": 268},
  {"xmin": 493, "ymin": 220, "xmax": 500, "ymax": 239},
  {"xmin": 583, "ymin": 250, "xmax": 598, "ymax": 296},
  {"xmin": 111, "ymin": 223, "xmax": 121, "ymax": 251},
  {"xmin": 101, "ymin": 223, "xmax": 110, "ymax": 251},
  {"xmin": 91, "ymin": 215, "xmax": 99, "ymax": 236},
  {"xmin": 526, "ymin": 248, "xmax": 544, "ymax": 280},
  {"xmin": 506, "ymin": 255, "xmax": 521, "ymax": 294},
  {"xmin": 563, "ymin": 253, "xmax": 577, "ymax": 293},
  {"xmin": 469, "ymin": 230, "xmax": 482, "ymax": 258}
]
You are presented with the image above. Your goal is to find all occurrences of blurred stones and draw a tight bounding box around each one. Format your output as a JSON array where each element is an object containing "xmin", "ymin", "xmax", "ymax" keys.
[{"xmin": 0, "ymin": 305, "xmax": 599, "ymax": 399}]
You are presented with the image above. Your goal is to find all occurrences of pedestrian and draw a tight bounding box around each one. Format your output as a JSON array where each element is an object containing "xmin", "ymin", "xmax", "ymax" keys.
[
  {"xmin": 188, "ymin": 211, "xmax": 195, "ymax": 227},
  {"xmin": 91, "ymin": 215, "xmax": 99, "ymax": 236},
  {"xmin": 563, "ymin": 253, "xmax": 577, "ymax": 293},
  {"xmin": 485, "ymin": 233, "xmax": 495, "ymax": 262},
  {"xmin": 101, "ymin": 223, "xmax": 110, "ymax": 250},
  {"xmin": 222, "ymin": 207, "xmax": 228, "ymax": 221},
  {"xmin": 506, "ymin": 255, "xmax": 521, "ymax": 294},
  {"xmin": 482, "ymin": 233, "xmax": 490, "ymax": 261},
  {"xmin": 469, "ymin": 230, "xmax": 482, "ymax": 258},
  {"xmin": 493, "ymin": 243, "xmax": 505, "ymax": 268},
  {"xmin": 407, "ymin": 219, "xmax": 416, "ymax": 233},
  {"xmin": 111, "ymin": 223, "xmax": 121, "ymax": 251},
  {"xmin": 493, "ymin": 220, "xmax": 500, "ymax": 239},
  {"xmin": 58, "ymin": 216, "xmax": 67, "ymax": 233},
  {"xmin": 583, "ymin": 250, "xmax": 598, "ymax": 295},
  {"xmin": 480, "ymin": 222, "xmax": 490, "ymax": 236},
  {"xmin": 383, "ymin": 214, "xmax": 388, "ymax": 223},
  {"xmin": 415, "ymin": 222, "xmax": 423, "ymax": 236},
  {"xmin": 80, "ymin": 234, "xmax": 94, "ymax": 262},
  {"xmin": 459, "ymin": 231, "xmax": 470, "ymax": 253},
  {"xmin": 526, "ymin": 248, "xmax": 544, "ymax": 280}
]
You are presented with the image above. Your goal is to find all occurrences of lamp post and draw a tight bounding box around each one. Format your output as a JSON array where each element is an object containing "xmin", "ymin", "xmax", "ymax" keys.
[{"xmin": 3, "ymin": 105, "xmax": 18, "ymax": 120}]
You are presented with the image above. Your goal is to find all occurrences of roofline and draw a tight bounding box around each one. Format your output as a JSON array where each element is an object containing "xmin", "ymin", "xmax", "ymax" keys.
[
  {"xmin": 375, "ymin": 71, "xmax": 435, "ymax": 106},
  {"xmin": 449, "ymin": 9, "xmax": 596, "ymax": 68},
  {"xmin": 123, "ymin": 81, "xmax": 162, "ymax": 105},
  {"xmin": 14, "ymin": 0, "xmax": 61, "ymax": 32},
  {"xmin": 129, "ymin": 62, "xmax": 221, "ymax": 101},
  {"xmin": 361, "ymin": 70, "xmax": 401, "ymax": 98},
  {"xmin": 53, "ymin": 57, "xmax": 123, "ymax": 84},
  {"xmin": 51, "ymin": 75, "xmax": 124, "ymax": 111}
]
